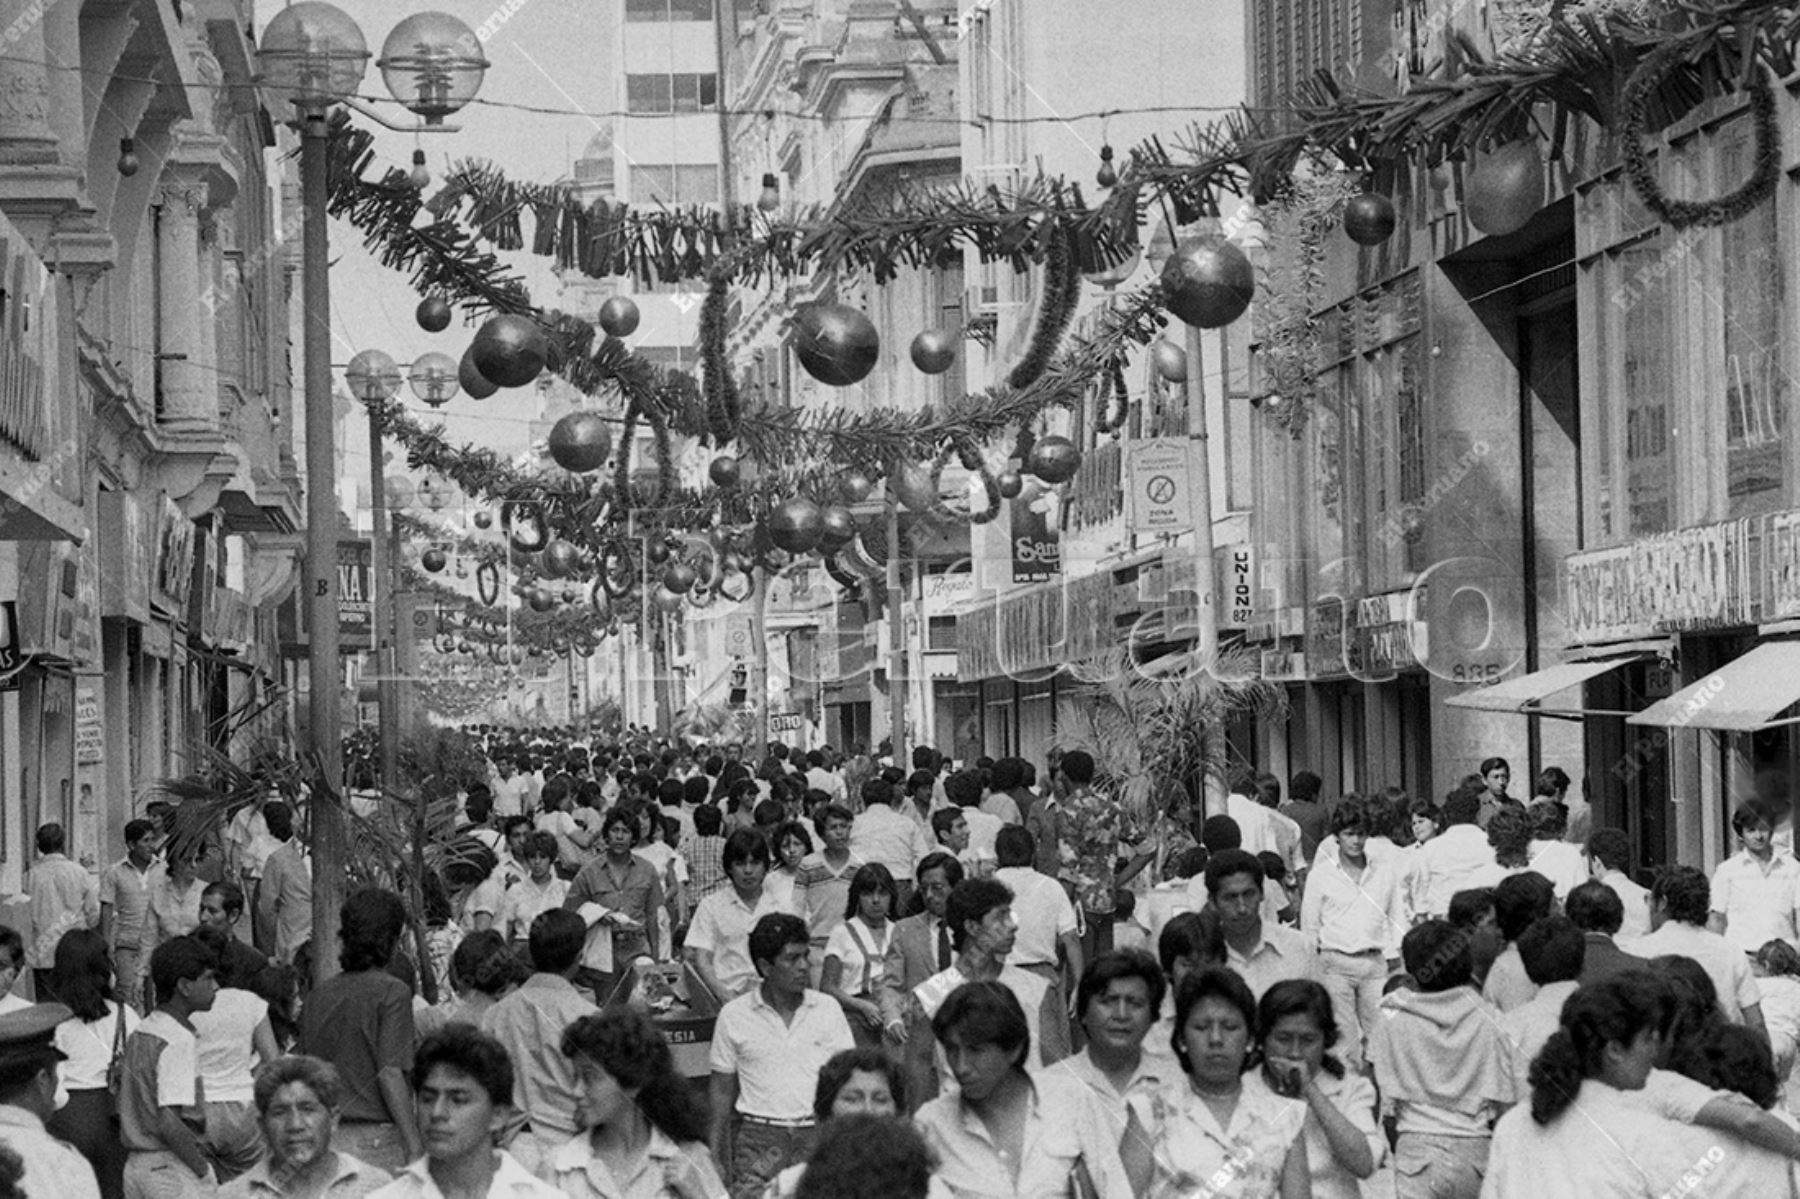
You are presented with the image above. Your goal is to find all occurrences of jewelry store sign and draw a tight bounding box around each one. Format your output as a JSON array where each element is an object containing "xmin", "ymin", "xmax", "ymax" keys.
[{"xmin": 1564, "ymin": 518, "xmax": 1757, "ymax": 643}]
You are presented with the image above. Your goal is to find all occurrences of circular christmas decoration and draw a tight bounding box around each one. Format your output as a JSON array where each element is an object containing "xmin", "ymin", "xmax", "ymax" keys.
[
  {"xmin": 892, "ymin": 460, "xmax": 940, "ymax": 513},
  {"xmin": 589, "ymin": 580, "xmax": 613, "ymax": 621},
  {"xmin": 646, "ymin": 539, "xmax": 672, "ymax": 566},
  {"xmin": 653, "ymin": 587, "xmax": 684, "ymax": 615},
  {"xmin": 528, "ymin": 587, "xmax": 555, "ymax": 613},
  {"xmin": 598, "ymin": 296, "xmax": 641, "ymax": 338},
  {"xmin": 1026, "ymin": 435, "xmax": 1082, "ymax": 484},
  {"xmin": 663, "ymin": 561, "xmax": 698, "ymax": 594},
  {"xmin": 472, "ymin": 511, "xmax": 493, "ymax": 530},
  {"xmin": 768, "ymin": 498, "xmax": 824, "ymax": 555},
  {"xmin": 709, "ymin": 455, "xmax": 741, "ymax": 489},
  {"xmin": 909, "ymin": 329, "xmax": 957, "ymax": 375},
  {"xmin": 561, "ymin": 588, "xmax": 578, "ymax": 605},
  {"xmin": 1082, "ymin": 244, "xmax": 1143, "ymax": 289},
  {"xmin": 1343, "ymin": 192, "xmax": 1398, "ymax": 245},
  {"xmin": 818, "ymin": 505, "xmax": 857, "ymax": 553},
  {"xmin": 470, "ymin": 314, "xmax": 549, "ymax": 389},
  {"xmin": 1152, "ymin": 340, "xmax": 1188, "ymax": 383},
  {"xmin": 792, "ymin": 303, "xmax": 879, "ymax": 387},
  {"xmin": 416, "ymin": 295, "xmax": 452, "ymax": 333},
  {"xmin": 541, "ymin": 539, "xmax": 581, "ymax": 579},
  {"xmin": 458, "ymin": 346, "xmax": 499, "ymax": 400},
  {"xmin": 547, "ymin": 410, "xmax": 612, "ymax": 473},
  {"xmin": 1465, "ymin": 140, "xmax": 1544, "ymax": 237},
  {"xmin": 421, "ymin": 548, "xmax": 447, "ymax": 573},
  {"xmin": 1160, "ymin": 237, "xmax": 1255, "ymax": 329},
  {"xmin": 839, "ymin": 470, "xmax": 874, "ymax": 504},
  {"xmin": 506, "ymin": 510, "xmax": 547, "ymax": 554},
  {"xmin": 997, "ymin": 469, "xmax": 1023, "ymax": 500}
]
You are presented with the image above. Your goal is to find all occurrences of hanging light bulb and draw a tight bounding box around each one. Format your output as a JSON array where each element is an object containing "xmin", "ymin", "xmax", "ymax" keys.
[
  {"xmin": 1095, "ymin": 144, "xmax": 1118, "ymax": 189},
  {"xmin": 757, "ymin": 172, "xmax": 780, "ymax": 212},
  {"xmin": 408, "ymin": 148, "xmax": 431, "ymax": 190},
  {"xmin": 117, "ymin": 137, "xmax": 139, "ymax": 177}
]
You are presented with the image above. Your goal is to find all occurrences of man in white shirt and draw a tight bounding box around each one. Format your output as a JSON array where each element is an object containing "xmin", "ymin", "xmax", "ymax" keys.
[
  {"xmin": 1300, "ymin": 803, "xmax": 1406, "ymax": 1070},
  {"xmin": 993, "ymin": 827, "xmax": 1081, "ymax": 1017},
  {"xmin": 25, "ymin": 823, "xmax": 97, "ymax": 997},
  {"xmin": 803, "ymin": 750, "xmax": 846, "ymax": 804},
  {"xmin": 1629, "ymin": 865, "xmax": 1765, "ymax": 1034},
  {"xmin": 1709, "ymin": 804, "xmax": 1800, "ymax": 955},
  {"xmin": 944, "ymin": 771, "xmax": 1004, "ymax": 868},
  {"xmin": 488, "ymin": 756, "xmax": 531, "ymax": 820},
  {"xmin": 1586, "ymin": 828, "xmax": 1652, "ymax": 941},
  {"xmin": 1410, "ymin": 792, "xmax": 1495, "ymax": 920},
  {"xmin": 848, "ymin": 779, "xmax": 932, "ymax": 908},
  {"xmin": 1497, "ymin": 915, "xmax": 1585, "ymax": 1095},
  {"xmin": 1204, "ymin": 849, "xmax": 1317, "ymax": 1000}
]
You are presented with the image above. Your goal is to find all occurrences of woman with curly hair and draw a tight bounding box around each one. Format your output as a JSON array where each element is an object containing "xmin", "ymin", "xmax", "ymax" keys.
[
  {"xmin": 414, "ymin": 930, "xmax": 527, "ymax": 1039},
  {"xmin": 543, "ymin": 1007, "xmax": 725, "ymax": 1198}
]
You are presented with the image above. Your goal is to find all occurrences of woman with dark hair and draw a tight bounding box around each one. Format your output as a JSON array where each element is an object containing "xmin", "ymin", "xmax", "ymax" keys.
[
  {"xmin": 1122, "ymin": 968, "xmax": 1309, "ymax": 1199},
  {"xmin": 1251, "ymin": 980, "xmax": 1381, "ymax": 1199},
  {"xmin": 821, "ymin": 864, "xmax": 898, "ymax": 1047},
  {"xmin": 415, "ymin": 929, "xmax": 526, "ymax": 1037},
  {"xmin": 47, "ymin": 928, "xmax": 136, "ymax": 1199},
  {"xmin": 794, "ymin": 1115, "xmax": 935, "ymax": 1199},
  {"xmin": 545, "ymin": 1008, "xmax": 724, "ymax": 1198},
  {"xmin": 763, "ymin": 1047, "xmax": 952, "ymax": 1198},
  {"xmin": 763, "ymin": 821, "xmax": 814, "ymax": 914},
  {"xmin": 1465, "ymin": 807, "xmax": 1534, "ymax": 891}
]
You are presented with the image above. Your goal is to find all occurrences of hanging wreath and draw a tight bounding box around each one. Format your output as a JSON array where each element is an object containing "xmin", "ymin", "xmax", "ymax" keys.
[
  {"xmin": 1620, "ymin": 43, "xmax": 1780, "ymax": 230},
  {"xmin": 475, "ymin": 561, "xmax": 500, "ymax": 608},
  {"xmin": 598, "ymin": 540, "xmax": 636, "ymax": 598}
]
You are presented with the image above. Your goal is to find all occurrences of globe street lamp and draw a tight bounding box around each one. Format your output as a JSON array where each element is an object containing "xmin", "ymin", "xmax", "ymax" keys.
[
  {"xmin": 258, "ymin": 5, "xmax": 486, "ymax": 989},
  {"xmin": 345, "ymin": 348, "xmax": 407, "ymax": 799}
]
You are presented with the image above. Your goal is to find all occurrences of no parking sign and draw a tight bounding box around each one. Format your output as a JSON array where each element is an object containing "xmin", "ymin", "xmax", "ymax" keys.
[{"xmin": 1127, "ymin": 438, "xmax": 1197, "ymax": 534}]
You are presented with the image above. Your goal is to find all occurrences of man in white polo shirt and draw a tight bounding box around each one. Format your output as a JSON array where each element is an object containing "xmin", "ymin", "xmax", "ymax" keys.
[
  {"xmin": 993, "ymin": 825, "xmax": 1081, "ymax": 1017},
  {"xmin": 709, "ymin": 912, "xmax": 853, "ymax": 1199},
  {"xmin": 1709, "ymin": 803, "xmax": 1800, "ymax": 955}
]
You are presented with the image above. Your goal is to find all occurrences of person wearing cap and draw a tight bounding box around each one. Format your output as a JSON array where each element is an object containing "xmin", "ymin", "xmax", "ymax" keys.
[
  {"xmin": 219, "ymin": 1056, "xmax": 391, "ymax": 1199},
  {"xmin": 119, "ymin": 936, "xmax": 219, "ymax": 1197},
  {"xmin": 0, "ymin": 1001, "xmax": 102, "ymax": 1199}
]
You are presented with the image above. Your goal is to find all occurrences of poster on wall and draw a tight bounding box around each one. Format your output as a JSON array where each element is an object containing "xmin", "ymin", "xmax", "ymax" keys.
[
  {"xmin": 337, "ymin": 540, "xmax": 372, "ymax": 649},
  {"xmin": 74, "ymin": 687, "xmax": 102, "ymax": 765},
  {"xmin": 1009, "ymin": 496, "xmax": 1061, "ymax": 584}
]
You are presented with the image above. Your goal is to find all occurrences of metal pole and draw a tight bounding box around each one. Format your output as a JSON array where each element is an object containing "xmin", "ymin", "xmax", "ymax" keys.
[
  {"xmin": 366, "ymin": 406, "xmax": 401, "ymax": 794},
  {"xmin": 301, "ymin": 111, "xmax": 346, "ymax": 985},
  {"xmin": 749, "ymin": 567, "xmax": 770, "ymax": 755},
  {"xmin": 1186, "ymin": 320, "xmax": 1221, "ymax": 815},
  {"xmin": 886, "ymin": 504, "xmax": 907, "ymax": 765}
]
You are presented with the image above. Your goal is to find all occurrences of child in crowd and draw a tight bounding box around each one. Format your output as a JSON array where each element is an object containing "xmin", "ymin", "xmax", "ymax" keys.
[
  {"xmin": 1258, "ymin": 850, "xmax": 1296, "ymax": 925},
  {"xmin": 1754, "ymin": 939, "xmax": 1800, "ymax": 1103}
]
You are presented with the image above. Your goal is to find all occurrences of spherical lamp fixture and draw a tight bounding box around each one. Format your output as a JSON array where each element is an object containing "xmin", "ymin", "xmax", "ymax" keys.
[
  {"xmin": 256, "ymin": 3, "xmax": 370, "ymax": 111},
  {"xmin": 345, "ymin": 348, "xmax": 403, "ymax": 405},
  {"xmin": 407, "ymin": 351, "xmax": 460, "ymax": 408},
  {"xmin": 376, "ymin": 11, "xmax": 489, "ymax": 126}
]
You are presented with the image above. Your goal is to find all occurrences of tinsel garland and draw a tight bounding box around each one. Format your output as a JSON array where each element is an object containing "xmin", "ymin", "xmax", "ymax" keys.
[
  {"xmin": 1095, "ymin": 358, "xmax": 1131, "ymax": 435},
  {"xmin": 1006, "ymin": 223, "xmax": 1082, "ymax": 391},
  {"xmin": 699, "ymin": 266, "xmax": 742, "ymax": 444},
  {"xmin": 1619, "ymin": 41, "xmax": 1780, "ymax": 228}
]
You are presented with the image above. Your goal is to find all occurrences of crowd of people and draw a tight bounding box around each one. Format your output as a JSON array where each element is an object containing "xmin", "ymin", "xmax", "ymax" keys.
[{"xmin": 0, "ymin": 734, "xmax": 1797, "ymax": 1196}]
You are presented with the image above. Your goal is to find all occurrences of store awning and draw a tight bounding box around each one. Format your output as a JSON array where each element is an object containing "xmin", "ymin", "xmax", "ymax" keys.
[
  {"xmin": 1444, "ymin": 655, "xmax": 1646, "ymax": 720},
  {"xmin": 1627, "ymin": 641, "xmax": 1800, "ymax": 731}
]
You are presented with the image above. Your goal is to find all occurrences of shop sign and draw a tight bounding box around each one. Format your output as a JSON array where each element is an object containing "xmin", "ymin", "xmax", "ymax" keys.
[
  {"xmin": 770, "ymin": 712, "xmax": 803, "ymax": 732},
  {"xmin": 1305, "ymin": 598, "xmax": 1348, "ymax": 679},
  {"xmin": 1564, "ymin": 517, "xmax": 1757, "ymax": 642},
  {"xmin": 151, "ymin": 494, "xmax": 194, "ymax": 617},
  {"xmin": 921, "ymin": 570, "xmax": 974, "ymax": 617},
  {"xmin": 723, "ymin": 613, "xmax": 753, "ymax": 658},
  {"xmin": 74, "ymin": 687, "xmax": 102, "ymax": 765},
  {"xmin": 99, "ymin": 491, "xmax": 150, "ymax": 624},
  {"xmin": 1009, "ymin": 496, "xmax": 1060, "ymax": 584},
  {"xmin": 1126, "ymin": 437, "xmax": 1196, "ymax": 534},
  {"xmin": 1064, "ymin": 571, "xmax": 1114, "ymax": 661},
  {"xmin": 1219, "ymin": 545, "xmax": 1255, "ymax": 630},
  {"xmin": 1763, "ymin": 511, "xmax": 1800, "ymax": 622},
  {"xmin": 1261, "ymin": 650, "xmax": 1305, "ymax": 681},
  {"xmin": 338, "ymin": 540, "xmax": 372, "ymax": 649}
]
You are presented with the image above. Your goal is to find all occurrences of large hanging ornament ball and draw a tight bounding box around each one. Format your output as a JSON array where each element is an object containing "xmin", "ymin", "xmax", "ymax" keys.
[
  {"xmin": 541, "ymin": 539, "xmax": 581, "ymax": 580},
  {"xmin": 768, "ymin": 498, "xmax": 825, "ymax": 555},
  {"xmin": 997, "ymin": 469, "xmax": 1024, "ymax": 500},
  {"xmin": 892, "ymin": 460, "xmax": 939, "ymax": 513},
  {"xmin": 416, "ymin": 295, "xmax": 453, "ymax": 333},
  {"xmin": 1466, "ymin": 140, "xmax": 1544, "ymax": 238},
  {"xmin": 529, "ymin": 587, "xmax": 555, "ymax": 613},
  {"xmin": 547, "ymin": 410, "xmax": 612, "ymax": 473},
  {"xmin": 1026, "ymin": 435, "xmax": 1082, "ymax": 485},
  {"xmin": 1343, "ymin": 192, "xmax": 1397, "ymax": 246},
  {"xmin": 470, "ymin": 314, "xmax": 549, "ymax": 389},
  {"xmin": 818, "ymin": 505, "xmax": 857, "ymax": 553},
  {"xmin": 646, "ymin": 539, "xmax": 672, "ymax": 566},
  {"xmin": 839, "ymin": 470, "xmax": 874, "ymax": 504},
  {"xmin": 472, "ymin": 510, "xmax": 493, "ymax": 530},
  {"xmin": 663, "ymin": 561, "xmax": 698, "ymax": 594},
  {"xmin": 909, "ymin": 329, "xmax": 957, "ymax": 375},
  {"xmin": 421, "ymin": 548, "xmax": 448, "ymax": 574},
  {"xmin": 653, "ymin": 587, "xmax": 685, "ymax": 615},
  {"xmin": 792, "ymin": 303, "xmax": 879, "ymax": 387},
  {"xmin": 1152, "ymin": 340, "xmax": 1188, "ymax": 383},
  {"xmin": 1161, "ymin": 237, "xmax": 1255, "ymax": 329},
  {"xmin": 458, "ymin": 346, "xmax": 499, "ymax": 401},
  {"xmin": 598, "ymin": 295, "xmax": 641, "ymax": 338},
  {"xmin": 709, "ymin": 455, "xmax": 741, "ymax": 489}
]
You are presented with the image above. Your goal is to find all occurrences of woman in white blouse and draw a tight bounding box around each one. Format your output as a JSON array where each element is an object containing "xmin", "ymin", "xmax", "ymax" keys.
[
  {"xmin": 821, "ymin": 864, "xmax": 899, "ymax": 1048},
  {"xmin": 1250, "ymin": 980, "xmax": 1381, "ymax": 1199},
  {"xmin": 46, "ymin": 929, "xmax": 138, "ymax": 1199}
]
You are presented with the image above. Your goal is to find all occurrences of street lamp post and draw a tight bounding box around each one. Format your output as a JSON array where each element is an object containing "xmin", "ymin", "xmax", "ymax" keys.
[
  {"xmin": 258, "ymin": 3, "xmax": 487, "ymax": 985},
  {"xmin": 345, "ymin": 349, "xmax": 405, "ymax": 797}
]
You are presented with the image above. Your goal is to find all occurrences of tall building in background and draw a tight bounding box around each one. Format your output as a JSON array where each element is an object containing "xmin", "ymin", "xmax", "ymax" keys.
[{"xmin": 1249, "ymin": 0, "xmax": 1393, "ymax": 116}]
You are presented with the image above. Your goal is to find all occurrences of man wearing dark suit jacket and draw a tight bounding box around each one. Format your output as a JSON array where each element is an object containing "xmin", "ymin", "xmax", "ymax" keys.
[
  {"xmin": 878, "ymin": 851, "xmax": 963, "ymax": 1112},
  {"xmin": 1567, "ymin": 879, "xmax": 1646, "ymax": 987}
]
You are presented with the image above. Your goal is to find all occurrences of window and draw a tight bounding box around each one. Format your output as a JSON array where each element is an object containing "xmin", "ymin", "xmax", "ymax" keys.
[
  {"xmin": 626, "ymin": 0, "xmax": 667, "ymax": 20},
  {"xmin": 1719, "ymin": 119, "xmax": 1785, "ymax": 517},
  {"xmin": 626, "ymin": 74, "xmax": 672, "ymax": 114},
  {"xmin": 628, "ymin": 73, "xmax": 716, "ymax": 114},
  {"xmin": 669, "ymin": 0, "xmax": 714, "ymax": 18},
  {"xmin": 1619, "ymin": 238, "xmax": 1674, "ymax": 535},
  {"xmin": 671, "ymin": 73, "xmax": 718, "ymax": 112},
  {"xmin": 631, "ymin": 163, "xmax": 718, "ymax": 206}
]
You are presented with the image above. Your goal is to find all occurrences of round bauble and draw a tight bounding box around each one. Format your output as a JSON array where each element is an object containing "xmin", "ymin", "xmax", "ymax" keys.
[
  {"xmin": 598, "ymin": 295, "xmax": 640, "ymax": 338},
  {"xmin": 892, "ymin": 460, "xmax": 939, "ymax": 513},
  {"xmin": 817, "ymin": 505, "xmax": 857, "ymax": 553},
  {"xmin": 708, "ymin": 455, "xmax": 741, "ymax": 489},
  {"xmin": 421, "ymin": 548, "xmax": 448, "ymax": 573},
  {"xmin": 997, "ymin": 469, "xmax": 1023, "ymax": 500},
  {"xmin": 506, "ymin": 511, "xmax": 547, "ymax": 554},
  {"xmin": 1466, "ymin": 140, "xmax": 1544, "ymax": 237},
  {"xmin": 416, "ymin": 295, "xmax": 452, "ymax": 333},
  {"xmin": 1161, "ymin": 237, "xmax": 1255, "ymax": 329},
  {"xmin": 528, "ymin": 587, "xmax": 555, "ymax": 613},
  {"xmin": 1152, "ymin": 339, "xmax": 1188, "ymax": 383},
  {"xmin": 1343, "ymin": 192, "xmax": 1397, "ymax": 246},
  {"xmin": 458, "ymin": 346, "xmax": 499, "ymax": 400},
  {"xmin": 662, "ymin": 561, "xmax": 698, "ymax": 594},
  {"xmin": 1081, "ymin": 243, "xmax": 1144, "ymax": 289},
  {"xmin": 653, "ymin": 587, "xmax": 684, "ymax": 615},
  {"xmin": 646, "ymin": 539, "xmax": 672, "ymax": 566},
  {"xmin": 909, "ymin": 329, "xmax": 957, "ymax": 375},
  {"xmin": 792, "ymin": 303, "xmax": 879, "ymax": 387},
  {"xmin": 561, "ymin": 588, "xmax": 578, "ymax": 605},
  {"xmin": 1026, "ymin": 435, "xmax": 1082, "ymax": 485},
  {"xmin": 547, "ymin": 410, "xmax": 612, "ymax": 473},
  {"xmin": 768, "ymin": 498, "xmax": 824, "ymax": 555},
  {"xmin": 470, "ymin": 314, "xmax": 549, "ymax": 389},
  {"xmin": 838, "ymin": 470, "xmax": 874, "ymax": 504},
  {"xmin": 472, "ymin": 511, "xmax": 493, "ymax": 530},
  {"xmin": 540, "ymin": 539, "xmax": 580, "ymax": 580}
]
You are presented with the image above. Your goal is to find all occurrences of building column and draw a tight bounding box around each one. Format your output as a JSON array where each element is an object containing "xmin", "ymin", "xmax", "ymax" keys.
[
  {"xmin": 156, "ymin": 182, "xmax": 213, "ymax": 429},
  {"xmin": 0, "ymin": 6, "xmax": 57, "ymax": 163},
  {"xmin": 41, "ymin": 0, "xmax": 83, "ymax": 165}
]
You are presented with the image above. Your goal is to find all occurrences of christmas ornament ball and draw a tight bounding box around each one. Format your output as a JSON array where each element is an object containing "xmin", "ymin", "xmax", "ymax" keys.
[
  {"xmin": 472, "ymin": 511, "xmax": 493, "ymax": 530},
  {"xmin": 1342, "ymin": 192, "xmax": 1397, "ymax": 246},
  {"xmin": 646, "ymin": 539, "xmax": 672, "ymax": 565},
  {"xmin": 653, "ymin": 587, "xmax": 684, "ymax": 614},
  {"xmin": 470, "ymin": 314, "xmax": 549, "ymax": 389},
  {"xmin": 598, "ymin": 296, "xmax": 641, "ymax": 338},
  {"xmin": 909, "ymin": 329, "xmax": 957, "ymax": 375},
  {"xmin": 1026, "ymin": 435, "xmax": 1082, "ymax": 485},
  {"xmin": 838, "ymin": 470, "xmax": 874, "ymax": 504},
  {"xmin": 818, "ymin": 505, "xmax": 857, "ymax": 553},
  {"xmin": 792, "ymin": 303, "xmax": 879, "ymax": 387},
  {"xmin": 421, "ymin": 548, "xmax": 448, "ymax": 573},
  {"xmin": 892, "ymin": 460, "xmax": 939, "ymax": 513},
  {"xmin": 709, "ymin": 455, "xmax": 741, "ymax": 489},
  {"xmin": 1466, "ymin": 140, "xmax": 1544, "ymax": 238},
  {"xmin": 996, "ymin": 469, "xmax": 1024, "ymax": 500},
  {"xmin": 540, "ymin": 539, "xmax": 581, "ymax": 579},
  {"xmin": 1152, "ymin": 340, "xmax": 1188, "ymax": 383},
  {"xmin": 663, "ymin": 561, "xmax": 698, "ymax": 594},
  {"xmin": 547, "ymin": 410, "xmax": 613, "ymax": 473},
  {"xmin": 1160, "ymin": 237, "xmax": 1255, "ymax": 329},
  {"xmin": 416, "ymin": 295, "xmax": 452, "ymax": 333},
  {"xmin": 529, "ymin": 587, "xmax": 555, "ymax": 613},
  {"xmin": 458, "ymin": 346, "xmax": 499, "ymax": 401},
  {"xmin": 768, "ymin": 498, "xmax": 825, "ymax": 555}
]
